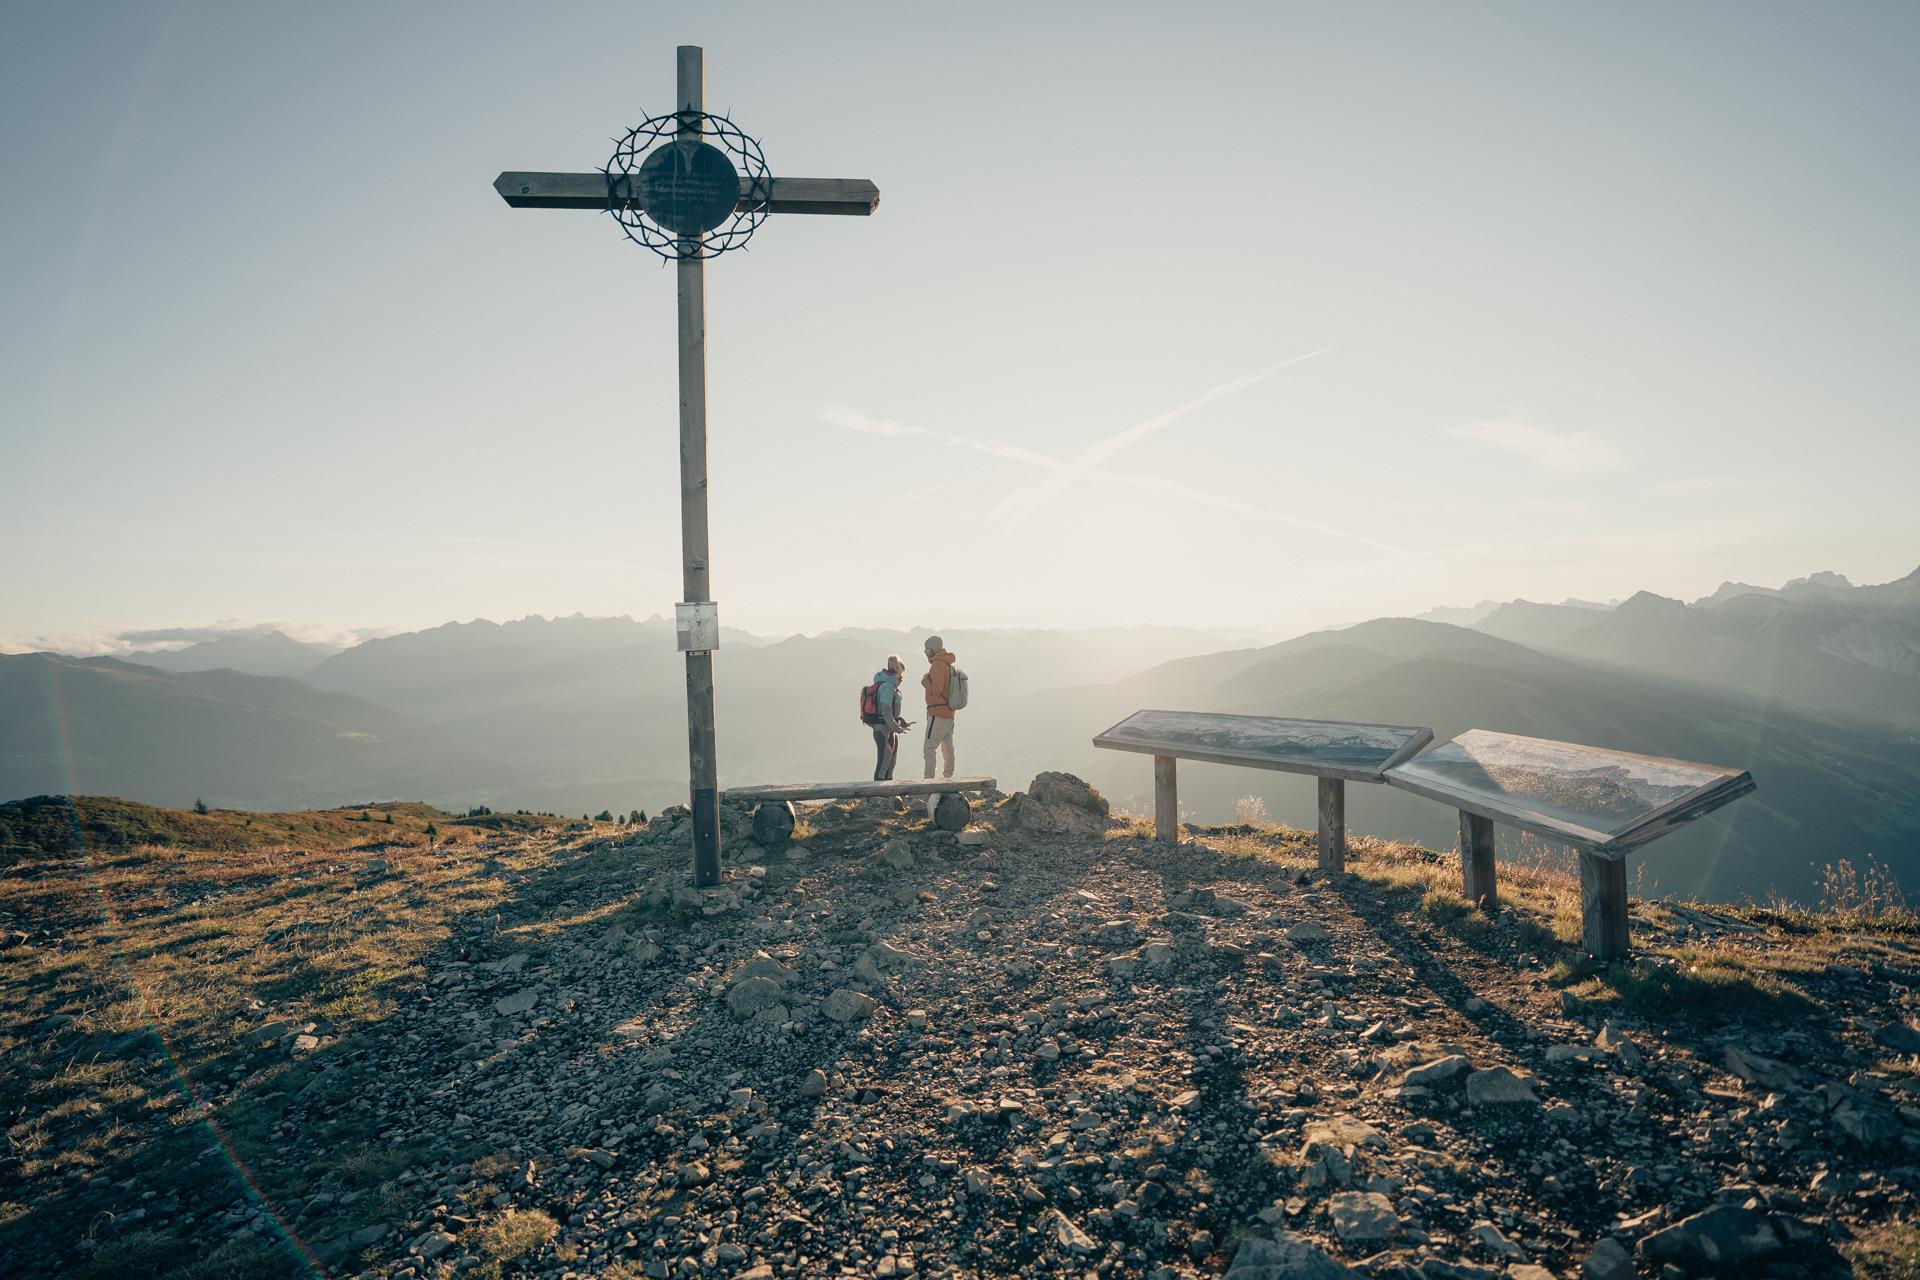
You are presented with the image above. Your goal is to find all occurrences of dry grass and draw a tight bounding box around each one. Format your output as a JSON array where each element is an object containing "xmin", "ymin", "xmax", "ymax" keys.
[
  {"xmin": 1845, "ymin": 1218, "xmax": 1920, "ymax": 1280},
  {"xmin": 463, "ymin": 1208, "xmax": 558, "ymax": 1279},
  {"xmin": 0, "ymin": 800, "xmax": 578, "ymax": 1278},
  {"xmin": 1818, "ymin": 855, "xmax": 1917, "ymax": 927}
]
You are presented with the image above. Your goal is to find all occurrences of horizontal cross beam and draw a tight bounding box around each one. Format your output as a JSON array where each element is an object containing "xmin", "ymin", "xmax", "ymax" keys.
[{"xmin": 494, "ymin": 171, "xmax": 879, "ymax": 216}]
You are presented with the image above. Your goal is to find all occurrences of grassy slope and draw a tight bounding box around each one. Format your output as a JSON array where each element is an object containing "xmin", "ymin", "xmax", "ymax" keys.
[{"xmin": 0, "ymin": 798, "xmax": 601, "ymax": 1277}]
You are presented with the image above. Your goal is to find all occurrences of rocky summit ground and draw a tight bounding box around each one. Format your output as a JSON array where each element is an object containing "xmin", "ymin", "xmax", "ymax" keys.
[{"xmin": 3, "ymin": 782, "xmax": 1920, "ymax": 1280}]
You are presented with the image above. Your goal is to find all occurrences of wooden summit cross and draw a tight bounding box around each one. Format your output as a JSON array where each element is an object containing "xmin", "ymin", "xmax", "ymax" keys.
[{"xmin": 493, "ymin": 45, "xmax": 878, "ymax": 887}]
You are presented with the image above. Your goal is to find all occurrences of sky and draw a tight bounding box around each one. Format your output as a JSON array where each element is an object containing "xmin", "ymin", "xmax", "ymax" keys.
[{"xmin": 3, "ymin": 1, "xmax": 1917, "ymax": 652}]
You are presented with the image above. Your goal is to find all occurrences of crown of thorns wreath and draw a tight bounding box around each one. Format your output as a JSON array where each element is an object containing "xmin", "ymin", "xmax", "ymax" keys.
[{"xmin": 603, "ymin": 110, "xmax": 772, "ymax": 261}]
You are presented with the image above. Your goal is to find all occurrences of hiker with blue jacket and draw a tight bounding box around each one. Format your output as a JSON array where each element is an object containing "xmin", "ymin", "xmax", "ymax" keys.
[{"xmin": 863, "ymin": 655, "xmax": 912, "ymax": 781}]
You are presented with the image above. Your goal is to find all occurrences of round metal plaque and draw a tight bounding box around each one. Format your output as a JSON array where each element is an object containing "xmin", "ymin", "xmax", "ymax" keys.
[{"xmin": 640, "ymin": 140, "xmax": 741, "ymax": 237}]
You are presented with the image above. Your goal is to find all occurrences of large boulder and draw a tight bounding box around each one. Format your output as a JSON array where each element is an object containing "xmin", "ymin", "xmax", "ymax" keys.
[
  {"xmin": 1223, "ymin": 1232, "xmax": 1358, "ymax": 1279},
  {"xmin": 1005, "ymin": 772, "xmax": 1110, "ymax": 837},
  {"xmin": 1030, "ymin": 771, "xmax": 1110, "ymax": 816},
  {"xmin": 1638, "ymin": 1205, "xmax": 1782, "ymax": 1272}
]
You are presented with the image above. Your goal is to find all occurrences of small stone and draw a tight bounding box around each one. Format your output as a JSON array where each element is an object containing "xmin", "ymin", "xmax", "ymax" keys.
[
  {"xmin": 414, "ymin": 1229, "xmax": 457, "ymax": 1260},
  {"xmin": 1546, "ymin": 1044, "xmax": 1601, "ymax": 1064},
  {"xmin": 1465, "ymin": 1067, "xmax": 1539, "ymax": 1106},
  {"xmin": 1402, "ymin": 1055, "xmax": 1470, "ymax": 1088},
  {"xmin": 1594, "ymin": 1022, "xmax": 1644, "ymax": 1068},
  {"xmin": 727, "ymin": 975, "xmax": 786, "ymax": 1017},
  {"xmin": 1723, "ymin": 1043, "xmax": 1797, "ymax": 1091},
  {"xmin": 799, "ymin": 1069, "xmax": 829, "ymax": 1098},
  {"xmin": 1046, "ymin": 1209, "xmax": 1096, "ymax": 1254},
  {"xmin": 493, "ymin": 989, "xmax": 538, "ymax": 1016},
  {"xmin": 1876, "ymin": 1019, "xmax": 1920, "ymax": 1055},
  {"xmin": 1470, "ymin": 1220, "xmax": 1527, "ymax": 1261},
  {"xmin": 1287, "ymin": 922, "xmax": 1332, "ymax": 945},
  {"xmin": 1328, "ymin": 1191, "xmax": 1398, "ymax": 1246},
  {"xmin": 824, "ymin": 988, "xmax": 878, "ymax": 1022},
  {"xmin": 679, "ymin": 1162, "xmax": 712, "ymax": 1187}
]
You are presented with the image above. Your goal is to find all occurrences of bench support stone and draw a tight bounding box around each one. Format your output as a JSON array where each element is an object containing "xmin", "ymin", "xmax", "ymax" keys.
[
  {"xmin": 1317, "ymin": 777, "xmax": 1346, "ymax": 873},
  {"xmin": 1579, "ymin": 851, "xmax": 1630, "ymax": 960},
  {"xmin": 933, "ymin": 792, "xmax": 971, "ymax": 833},
  {"xmin": 1459, "ymin": 811, "xmax": 1497, "ymax": 908},
  {"xmin": 751, "ymin": 801, "xmax": 796, "ymax": 845},
  {"xmin": 1153, "ymin": 755, "xmax": 1179, "ymax": 844}
]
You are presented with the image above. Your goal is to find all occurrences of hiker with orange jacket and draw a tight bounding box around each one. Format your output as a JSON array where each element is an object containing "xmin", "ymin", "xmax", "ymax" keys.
[{"xmin": 921, "ymin": 635, "xmax": 959, "ymax": 780}]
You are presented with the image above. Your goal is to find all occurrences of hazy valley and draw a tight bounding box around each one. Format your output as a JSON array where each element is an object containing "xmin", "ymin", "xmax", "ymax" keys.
[{"xmin": 6, "ymin": 568, "xmax": 1920, "ymax": 904}]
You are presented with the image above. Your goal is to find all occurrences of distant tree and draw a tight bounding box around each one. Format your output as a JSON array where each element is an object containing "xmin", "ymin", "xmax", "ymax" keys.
[
  {"xmin": 629, "ymin": 809, "xmax": 644, "ymax": 825},
  {"xmin": 360, "ymin": 810, "xmax": 371, "ymax": 822},
  {"xmin": 425, "ymin": 822, "xmax": 438, "ymax": 846},
  {"xmin": 193, "ymin": 798, "xmax": 209, "ymax": 815},
  {"xmin": 384, "ymin": 813, "xmax": 394, "ymax": 825},
  {"xmin": 593, "ymin": 809, "xmax": 613, "ymax": 822}
]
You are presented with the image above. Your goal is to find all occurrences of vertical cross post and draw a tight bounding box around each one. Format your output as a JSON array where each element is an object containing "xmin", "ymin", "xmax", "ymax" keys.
[
  {"xmin": 492, "ymin": 44, "xmax": 879, "ymax": 890},
  {"xmin": 675, "ymin": 45, "xmax": 721, "ymax": 887}
]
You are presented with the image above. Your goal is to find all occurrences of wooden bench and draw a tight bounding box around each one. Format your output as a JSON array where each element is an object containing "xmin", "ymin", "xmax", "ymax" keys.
[
  {"xmin": 1091, "ymin": 710, "xmax": 1434, "ymax": 872},
  {"xmin": 1384, "ymin": 729, "xmax": 1755, "ymax": 960},
  {"xmin": 721, "ymin": 776, "xmax": 998, "ymax": 841}
]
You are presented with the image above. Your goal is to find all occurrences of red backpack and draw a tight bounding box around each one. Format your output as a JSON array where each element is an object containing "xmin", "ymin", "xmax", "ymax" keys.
[{"xmin": 859, "ymin": 681, "xmax": 883, "ymax": 726}]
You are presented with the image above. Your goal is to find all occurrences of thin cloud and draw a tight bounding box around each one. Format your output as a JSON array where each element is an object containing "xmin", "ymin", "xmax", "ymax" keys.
[
  {"xmin": 818, "ymin": 403, "xmax": 927, "ymax": 437},
  {"xmin": 1448, "ymin": 420, "xmax": 1624, "ymax": 473},
  {"xmin": 1099, "ymin": 472, "xmax": 1411, "ymax": 556}
]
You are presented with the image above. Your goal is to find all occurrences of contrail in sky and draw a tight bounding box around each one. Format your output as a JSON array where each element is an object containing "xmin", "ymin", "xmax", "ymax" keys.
[
  {"xmin": 988, "ymin": 345, "xmax": 1339, "ymax": 525},
  {"xmin": 814, "ymin": 343, "xmax": 1408, "ymax": 555}
]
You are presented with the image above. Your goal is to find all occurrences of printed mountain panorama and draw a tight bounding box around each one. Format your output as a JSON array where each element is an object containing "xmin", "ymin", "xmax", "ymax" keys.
[{"xmin": 7, "ymin": 566, "xmax": 1920, "ymax": 905}]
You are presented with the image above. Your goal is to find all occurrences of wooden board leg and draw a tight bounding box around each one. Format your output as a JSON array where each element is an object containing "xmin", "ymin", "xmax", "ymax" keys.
[
  {"xmin": 1153, "ymin": 755, "xmax": 1178, "ymax": 844},
  {"xmin": 1459, "ymin": 811, "xmax": 1497, "ymax": 909},
  {"xmin": 1317, "ymin": 777, "xmax": 1346, "ymax": 874},
  {"xmin": 1579, "ymin": 850, "xmax": 1630, "ymax": 960}
]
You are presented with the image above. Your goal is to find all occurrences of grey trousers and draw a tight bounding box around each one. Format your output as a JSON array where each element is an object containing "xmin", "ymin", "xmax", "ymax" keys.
[{"xmin": 873, "ymin": 726, "xmax": 899, "ymax": 781}]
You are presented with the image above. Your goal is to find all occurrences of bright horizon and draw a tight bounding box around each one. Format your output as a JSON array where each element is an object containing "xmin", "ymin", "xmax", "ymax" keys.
[{"xmin": 6, "ymin": 3, "xmax": 1917, "ymax": 653}]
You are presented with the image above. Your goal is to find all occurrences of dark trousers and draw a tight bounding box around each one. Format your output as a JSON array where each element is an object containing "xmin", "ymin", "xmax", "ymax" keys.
[{"xmin": 873, "ymin": 726, "xmax": 899, "ymax": 781}]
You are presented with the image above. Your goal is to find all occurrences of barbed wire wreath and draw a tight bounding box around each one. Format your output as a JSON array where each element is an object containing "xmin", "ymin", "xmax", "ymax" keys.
[{"xmin": 603, "ymin": 110, "xmax": 772, "ymax": 261}]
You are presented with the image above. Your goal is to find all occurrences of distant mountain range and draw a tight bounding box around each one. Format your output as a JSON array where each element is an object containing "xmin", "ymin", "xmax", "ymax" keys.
[
  {"xmin": 0, "ymin": 652, "xmax": 491, "ymax": 809},
  {"xmin": 6, "ymin": 567, "xmax": 1918, "ymax": 904},
  {"xmin": 120, "ymin": 630, "xmax": 344, "ymax": 678},
  {"xmin": 1467, "ymin": 568, "xmax": 1920, "ymax": 729}
]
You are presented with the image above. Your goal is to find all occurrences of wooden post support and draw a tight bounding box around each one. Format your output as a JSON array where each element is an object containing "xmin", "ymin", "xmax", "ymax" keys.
[
  {"xmin": 1153, "ymin": 755, "xmax": 1178, "ymax": 844},
  {"xmin": 1459, "ymin": 811, "xmax": 1497, "ymax": 908},
  {"xmin": 1579, "ymin": 850, "xmax": 1630, "ymax": 960},
  {"xmin": 1317, "ymin": 777, "xmax": 1346, "ymax": 874},
  {"xmin": 675, "ymin": 45, "xmax": 722, "ymax": 888}
]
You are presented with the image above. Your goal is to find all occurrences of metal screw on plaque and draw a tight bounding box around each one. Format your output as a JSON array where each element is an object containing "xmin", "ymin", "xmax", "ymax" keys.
[{"xmin": 493, "ymin": 45, "xmax": 879, "ymax": 886}]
